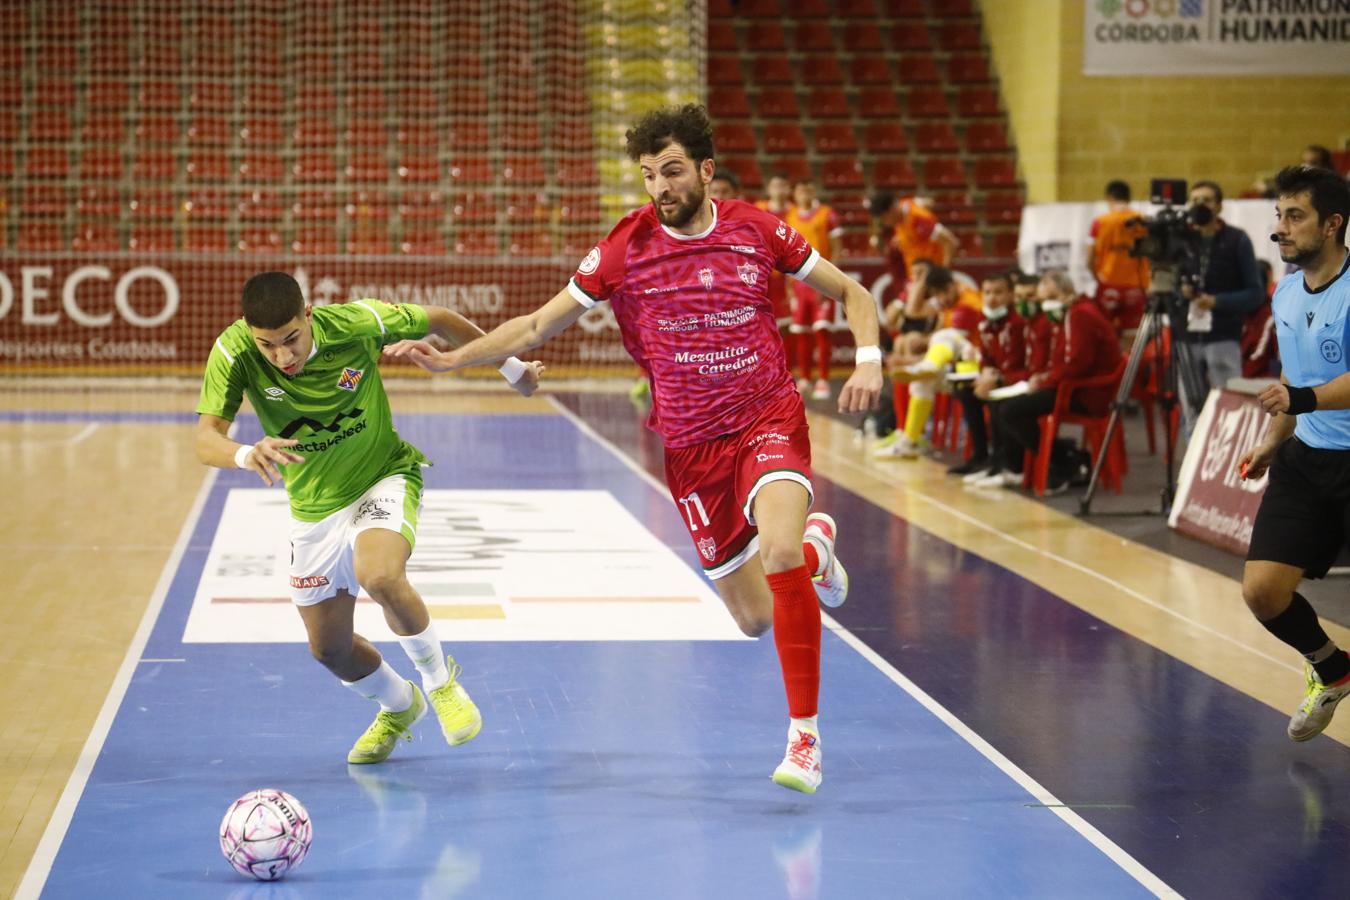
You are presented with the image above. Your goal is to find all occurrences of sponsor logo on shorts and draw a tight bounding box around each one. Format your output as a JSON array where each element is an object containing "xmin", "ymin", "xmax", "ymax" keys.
[
  {"xmin": 697, "ymin": 535, "xmax": 717, "ymax": 562},
  {"xmin": 354, "ymin": 498, "xmax": 394, "ymax": 522},
  {"xmin": 579, "ymin": 247, "xmax": 601, "ymax": 275},
  {"xmin": 749, "ymin": 430, "xmax": 792, "ymax": 448},
  {"xmin": 337, "ymin": 367, "xmax": 364, "ymax": 391},
  {"xmin": 290, "ymin": 575, "xmax": 330, "ymax": 589},
  {"xmin": 756, "ymin": 452, "xmax": 785, "ymax": 463},
  {"xmin": 737, "ymin": 262, "xmax": 759, "ymax": 287}
]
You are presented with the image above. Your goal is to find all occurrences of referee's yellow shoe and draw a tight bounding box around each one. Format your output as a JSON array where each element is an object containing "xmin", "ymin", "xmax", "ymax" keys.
[
  {"xmin": 1288, "ymin": 663, "xmax": 1350, "ymax": 742},
  {"xmin": 427, "ymin": 658, "xmax": 483, "ymax": 746}
]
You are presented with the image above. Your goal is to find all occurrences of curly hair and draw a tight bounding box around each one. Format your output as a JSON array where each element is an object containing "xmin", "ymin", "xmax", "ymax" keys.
[
  {"xmin": 624, "ymin": 104, "xmax": 715, "ymax": 163},
  {"xmin": 1274, "ymin": 164, "xmax": 1349, "ymax": 244}
]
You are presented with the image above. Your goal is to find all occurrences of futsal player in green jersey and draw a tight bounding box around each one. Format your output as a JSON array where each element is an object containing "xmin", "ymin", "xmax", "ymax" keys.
[{"xmin": 196, "ymin": 272, "xmax": 542, "ymax": 764}]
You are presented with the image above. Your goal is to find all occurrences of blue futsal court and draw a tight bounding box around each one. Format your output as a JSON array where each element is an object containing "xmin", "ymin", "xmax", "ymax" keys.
[{"xmin": 19, "ymin": 396, "xmax": 1350, "ymax": 898}]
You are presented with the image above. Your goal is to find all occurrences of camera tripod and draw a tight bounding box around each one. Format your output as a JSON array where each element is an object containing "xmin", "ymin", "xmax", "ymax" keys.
[{"xmin": 1079, "ymin": 266, "xmax": 1207, "ymax": 516}]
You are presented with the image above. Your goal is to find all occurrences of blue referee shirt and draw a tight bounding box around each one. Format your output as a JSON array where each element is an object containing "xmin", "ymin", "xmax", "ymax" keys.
[{"xmin": 1273, "ymin": 250, "xmax": 1350, "ymax": 449}]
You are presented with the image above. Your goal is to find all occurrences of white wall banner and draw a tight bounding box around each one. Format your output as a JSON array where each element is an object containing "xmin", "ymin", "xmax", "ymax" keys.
[{"xmin": 1083, "ymin": 0, "xmax": 1350, "ymax": 76}]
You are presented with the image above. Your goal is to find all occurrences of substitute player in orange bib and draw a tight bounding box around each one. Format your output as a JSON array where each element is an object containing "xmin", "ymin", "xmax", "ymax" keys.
[{"xmin": 387, "ymin": 105, "xmax": 883, "ymax": 794}]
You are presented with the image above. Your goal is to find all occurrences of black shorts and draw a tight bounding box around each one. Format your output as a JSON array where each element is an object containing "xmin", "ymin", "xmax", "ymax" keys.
[{"xmin": 1247, "ymin": 437, "xmax": 1350, "ymax": 578}]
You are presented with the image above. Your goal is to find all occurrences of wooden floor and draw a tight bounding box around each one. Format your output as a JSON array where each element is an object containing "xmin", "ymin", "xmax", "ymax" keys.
[{"xmin": 4, "ymin": 383, "xmax": 1347, "ymax": 897}]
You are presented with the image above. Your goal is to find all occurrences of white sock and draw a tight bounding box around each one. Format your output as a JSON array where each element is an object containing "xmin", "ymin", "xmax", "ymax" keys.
[
  {"xmin": 343, "ymin": 660, "xmax": 414, "ymax": 712},
  {"xmin": 397, "ymin": 622, "xmax": 450, "ymax": 691},
  {"xmin": 790, "ymin": 715, "xmax": 819, "ymax": 735}
]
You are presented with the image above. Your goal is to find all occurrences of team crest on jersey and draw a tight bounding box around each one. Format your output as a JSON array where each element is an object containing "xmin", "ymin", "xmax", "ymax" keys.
[
  {"xmin": 337, "ymin": 367, "xmax": 364, "ymax": 391},
  {"xmin": 737, "ymin": 262, "xmax": 758, "ymax": 287},
  {"xmin": 697, "ymin": 536, "xmax": 717, "ymax": 562},
  {"xmin": 1322, "ymin": 339, "xmax": 1343, "ymax": 364},
  {"xmin": 699, "ymin": 268, "xmax": 714, "ymax": 290},
  {"xmin": 579, "ymin": 247, "xmax": 601, "ymax": 275}
]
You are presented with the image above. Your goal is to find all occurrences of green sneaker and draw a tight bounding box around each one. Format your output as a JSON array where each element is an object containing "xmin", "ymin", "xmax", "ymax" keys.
[
  {"xmin": 428, "ymin": 658, "xmax": 483, "ymax": 746},
  {"xmin": 347, "ymin": 682, "xmax": 427, "ymax": 764},
  {"xmin": 1288, "ymin": 662, "xmax": 1350, "ymax": 742}
]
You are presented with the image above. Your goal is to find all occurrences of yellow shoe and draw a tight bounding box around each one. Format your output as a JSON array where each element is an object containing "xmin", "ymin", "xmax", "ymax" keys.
[
  {"xmin": 347, "ymin": 682, "xmax": 426, "ymax": 764},
  {"xmin": 428, "ymin": 658, "xmax": 483, "ymax": 746}
]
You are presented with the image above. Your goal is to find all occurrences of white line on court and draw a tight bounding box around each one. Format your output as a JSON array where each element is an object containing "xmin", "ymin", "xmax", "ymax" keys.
[
  {"xmin": 547, "ymin": 395, "xmax": 1180, "ymax": 898},
  {"xmin": 821, "ymin": 445, "xmax": 1298, "ymax": 674},
  {"xmin": 15, "ymin": 469, "xmax": 219, "ymax": 900},
  {"xmin": 65, "ymin": 422, "xmax": 100, "ymax": 446}
]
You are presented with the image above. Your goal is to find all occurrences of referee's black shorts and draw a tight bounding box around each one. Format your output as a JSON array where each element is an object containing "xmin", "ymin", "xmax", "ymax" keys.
[{"xmin": 1248, "ymin": 437, "xmax": 1350, "ymax": 578}]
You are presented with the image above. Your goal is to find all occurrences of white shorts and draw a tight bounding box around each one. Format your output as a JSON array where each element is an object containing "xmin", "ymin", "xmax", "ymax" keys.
[{"xmin": 288, "ymin": 474, "xmax": 423, "ymax": 606}]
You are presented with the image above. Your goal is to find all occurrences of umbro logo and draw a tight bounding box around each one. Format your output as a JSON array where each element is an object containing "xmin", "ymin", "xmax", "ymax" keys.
[{"xmin": 263, "ymin": 386, "xmax": 286, "ymax": 402}]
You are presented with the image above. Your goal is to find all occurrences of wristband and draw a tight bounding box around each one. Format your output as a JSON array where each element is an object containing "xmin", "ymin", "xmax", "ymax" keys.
[
  {"xmin": 234, "ymin": 444, "xmax": 253, "ymax": 469},
  {"xmin": 855, "ymin": 345, "xmax": 883, "ymax": 366},
  {"xmin": 1287, "ymin": 385, "xmax": 1318, "ymax": 415},
  {"xmin": 498, "ymin": 357, "xmax": 527, "ymax": 384}
]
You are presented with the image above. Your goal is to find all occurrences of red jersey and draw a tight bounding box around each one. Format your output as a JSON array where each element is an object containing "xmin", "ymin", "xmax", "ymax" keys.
[
  {"xmin": 976, "ymin": 311, "xmax": 1026, "ymax": 382},
  {"xmin": 1041, "ymin": 298, "xmax": 1121, "ymax": 414},
  {"xmin": 1023, "ymin": 313, "xmax": 1056, "ymax": 378},
  {"xmin": 569, "ymin": 198, "xmax": 819, "ymax": 448}
]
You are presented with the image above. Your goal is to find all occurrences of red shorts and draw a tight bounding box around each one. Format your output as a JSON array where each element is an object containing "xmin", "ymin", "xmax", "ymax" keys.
[
  {"xmin": 662, "ymin": 389, "xmax": 814, "ymax": 579},
  {"xmin": 789, "ymin": 279, "xmax": 836, "ymax": 332}
]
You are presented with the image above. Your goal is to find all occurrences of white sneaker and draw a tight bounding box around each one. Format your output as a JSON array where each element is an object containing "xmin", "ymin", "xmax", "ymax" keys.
[
  {"xmin": 971, "ymin": 470, "xmax": 1022, "ymax": 489},
  {"xmin": 805, "ymin": 512, "xmax": 847, "ymax": 608},
  {"xmin": 796, "ymin": 377, "xmax": 810, "ymax": 393},
  {"xmin": 873, "ymin": 434, "xmax": 921, "ymax": 459},
  {"xmin": 811, "ymin": 379, "xmax": 831, "ymax": 400},
  {"xmin": 962, "ymin": 465, "xmax": 1000, "ymax": 484},
  {"xmin": 1289, "ymin": 662, "xmax": 1350, "ymax": 741},
  {"xmin": 772, "ymin": 725, "xmax": 822, "ymax": 794}
]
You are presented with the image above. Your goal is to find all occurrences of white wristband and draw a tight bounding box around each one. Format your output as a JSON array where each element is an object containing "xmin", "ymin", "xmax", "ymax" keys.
[
  {"xmin": 498, "ymin": 357, "xmax": 527, "ymax": 384},
  {"xmin": 234, "ymin": 444, "xmax": 253, "ymax": 469},
  {"xmin": 855, "ymin": 345, "xmax": 883, "ymax": 366}
]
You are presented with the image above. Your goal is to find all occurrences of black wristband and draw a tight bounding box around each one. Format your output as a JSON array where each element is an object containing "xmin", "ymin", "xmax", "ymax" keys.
[{"xmin": 1287, "ymin": 385, "xmax": 1318, "ymax": 415}]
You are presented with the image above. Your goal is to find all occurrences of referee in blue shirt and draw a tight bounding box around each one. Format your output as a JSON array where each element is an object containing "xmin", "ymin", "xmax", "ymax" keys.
[{"xmin": 1241, "ymin": 165, "xmax": 1350, "ymax": 742}]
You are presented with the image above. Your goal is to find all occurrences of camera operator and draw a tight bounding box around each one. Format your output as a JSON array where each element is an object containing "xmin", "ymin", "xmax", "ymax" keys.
[{"xmin": 1180, "ymin": 181, "xmax": 1264, "ymax": 407}]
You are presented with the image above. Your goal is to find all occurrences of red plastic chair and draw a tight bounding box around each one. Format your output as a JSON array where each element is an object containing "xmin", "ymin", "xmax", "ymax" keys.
[{"xmin": 1026, "ymin": 359, "xmax": 1129, "ymax": 496}]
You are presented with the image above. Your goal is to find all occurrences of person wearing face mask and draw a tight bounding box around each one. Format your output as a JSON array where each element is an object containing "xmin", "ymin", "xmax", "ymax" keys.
[
  {"xmin": 1180, "ymin": 180, "xmax": 1265, "ymax": 414},
  {"xmin": 946, "ymin": 272, "xmax": 1024, "ymax": 476},
  {"xmin": 975, "ymin": 271, "xmax": 1121, "ymax": 492}
]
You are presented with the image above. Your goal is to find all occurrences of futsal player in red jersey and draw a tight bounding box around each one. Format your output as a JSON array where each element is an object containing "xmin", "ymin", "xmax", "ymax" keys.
[{"xmin": 387, "ymin": 105, "xmax": 883, "ymax": 794}]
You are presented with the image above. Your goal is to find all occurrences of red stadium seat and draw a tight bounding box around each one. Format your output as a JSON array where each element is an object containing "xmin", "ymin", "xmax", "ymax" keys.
[
  {"xmin": 929, "ymin": 0, "xmax": 976, "ymax": 17},
  {"xmin": 401, "ymin": 190, "xmax": 447, "ymax": 223},
  {"xmin": 26, "ymin": 148, "xmax": 69, "ymax": 179},
  {"xmin": 508, "ymin": 229, "xmax": 554, "ymax": 257},
  {"xmin": 973, "ymin": 157, "xmax": 1018, "ymax": 188},
  {"xmin": 72, "ymin": 224, "xmax": 120, "ymax": 253},
  {"xmin": 501, "ymin": 122, "xmax": 541, "ymax": 151},
  {"xmin": 81, "ymin": 114, "xmax": 124, "ymax": 144},
  {"xmin": 0, "ymin": 109, "xmax": 22, "ymax": 141},
  {"xmin": 717, "ymin": 121, "xmax": 758, "ymax": 154},
  {"xmin": 897, "ymin": 55, "xmax": 941, "ymax": 83},
  {"xmin": 397, "ymin": 154, "xmax": 442, "ymax": 184},
  {"xmin": 751, "ymin": 57, "xmax": 794, "ymax": 86},
  {"xmin": 955, "ymin": 231, "xmax": 984, "ymax": 259},
  {"xmin": 872, "ymin": 158, "xmax": 916, "ymax": 190},
  {"xmin": 863, "ymin": 122, "xmax": 908, "ymax": 153},
  {"xmin": 915, "ymin": 122, "xmax": 958, "ymax": 153},
  {"xmin": 800, "ymin": 54, "xmax": 844, "ymax": 86},
  {"xmin": 890, "ymin": 23, "xmax": 934, "ymax": 51},
  {"xmin": 991, "ymin": 230, "xmax": 1019, "ymax": 258},
  {"xmin": 395, "ymin": 122, "xmax": 438, "ymax": 149},
  {"xmin": 708, "ymin": 87, "xmax": 751, "ymax": 119},
  {"xmin": 763, "ymin": 122, "xmax": 806, "ymax": 154},
  {"xmin": 791, "ymin": 0, "xmax": 830, "ymax": 16},
  {"xmin": 34, "ymin": 78, "xmax": 76, "ymax": 107},
  {"xmin": 455, "ymin": 229, "xmax": 500, "ymax": 257},
  {"xmin": 239, "ymin": 154, "xmax": 283, "ymax": 183},
  {"xmin": 501, "ymin": 155, "xmax": 545, "ymax": 186},
  {"xmin": 813, "ymin": 122, "xmax": 858, "ymax": 155},
  {"xmin": 739, "ymin": 0, "xmax": 783, "ymax": 19},
  {"xmin": 856, "ymin": 88, "xmax": 900, "ymax": 119},
  {"xmin": 138, "ymin": 80, "xmax": 181, "ymax": 112},
  {"xmin": 400, "ymin": 229, "xmax": 445, "ymax": 255},
  {"xmin": 947, "ymin": 54, "xmax": 992, "ymax": 84},
  {"xmin": 129, "ymin": 227, "xmax": 176, "ymax": 252},
  {"xmin": 292, "ymin": 191, "xmax": 338, "ymax": 221},
  {"xmin": 21, "ymin": 185, "xmax": 69, "ymax": 218},
  {"xmin": 77, "ymin": 186, "xmax": 123, "ymax": 220},
  {"xmin": 838, "ymin": 230, "xmax": 873, "ymax": 257},
  {"xmin": 346, "ymin": 190, "xmax": 391, "ymax": 222},
  {"xmin": 957, "ymin": 87, "xmax": 1001, "ymax": 118},
  {"xmin": 397, "ymin": 86, "xmax": 438, "ymax": 113},
  {"xmin": 187, "ymin": 115, "xmax": 232, "ymax": 147},
  {"xmin": 80, "ymin": 148, "xmax": 123, "ymax": 181},
  {"xmin": 184, "ymin": 225, "xmax": 230, "ymax": 253},
  {"xmin": 293, "ymin": 118, "xmax": 337, "ymax": 148},
  {"xmin": 756, "ymin": 88, "xmax": 800, "ymax": 118},
  {"xmin": 348, "ymin": 227, "xmax": 392, "ymax": 255},
  {"xmin": 89, "ymin": 40, "xmax": 129, "ymax": 75},
  {"xmin": 238, "ymin": 190, "xmax": 284, "ymax": 222},
  {"xmin": 708, "ymin": 55, "xmax": 743, "ymax": 86},
  {"xmin": 451, "ymin": 192, "xmax": 498, "ymax": 224},
  {"xmin": 708, "ymin": 23, "xmax": 737, "ymax": 52},
  {"xmin": 0, "ymin": 42, "xmax": 23, "ymax": 71},
  {"xmin": 243, "ymin": 84, "xmax": 284, "ymax": 114},
  {"xmin": 28, "ymin": 109, "xmax": 71, "ymax": 142},
  {"xmin": 240, "ymin": 119, "xmax": 283, "ymax": 149},
  {"xmin": 905, "ymin": 87, "xmax": 950, "ymax": 118},
  {"xmin": 720, "ymin": 156, "xmax": 763, "ymax": 190},
  {"xmin": 291, "ymin": 227, "xmax": 338, "ymax": 255},
  {"xmin": 849, "ymin": 56, "xmax": 892, "ymax": 86},
  {"xmin": 37, "ymin": 45, "xmax": 79, "ymax": 74},
  {"xmin": 134, "ymin": 115, "xmax": 178, "ymax": 146},
  {"xmin": 933, "ymin": 194, "xmax": 978, "ymax": 226},
  {"xmin": 835, "ymin": 0, "xmax": 879, "ymax": 15},
  {"xmin": 770, "ymin": 156, "xmax": 811, "ymax": 185},
  {"xmin": 841, "ymin": 23, "xmax": 884, "ymax": 51},
  {"xmin": 556, "ymin": 156, "xmax": 598, "ymax": 185},
  {"xmin": 449, "ymin": 154, "xmax": 492, "ymax": 184},
  {"xmin": 448, "ymin": 121, "xmax": 490, "ymax": 150},
  {"xmin": 346, "ymin": 152, "xmax": 389, "ymax": 183},
  {"xmin": 807, "ymin": 88, "xmax": 850, "ymax": 119},
  {"xmin": 186, "ymin": 152, "xmax": 231, "ymax": 183},
  {"xmin": 87, "ymin": 81, "xmax": 129, "ymax": 111},
  {"xmin": 129, "ymin": 189, "xmax": 176, "ymax": 221},
  {"xmin": 791, "ymin": 22, "xmax": 833, "ymax": 52},
  {"xmin": 141, "ymin": 41, "xmax": 183, "ymax": 76},
  {"xmin": 983, "ymin": 193, "xmax": 1024, "ymax": 226},
  {"xmin": 837, "ymin": 202, "xmax": 871, "ymax": 227},
  {"xmin": 558, "ymin": 193, "xmax": 601, "ymax": 226},
  {"xmin": 189, "ymin": 82, "xmax": 233, "ymax": 113},
  {"xmin": 0, "ymin": 145, "xmax": 12, "ymax": 178},
  {"xmin": 238, "ymin": 229, "xmax": 283, "ymax": 254},
  {"xmin": 183, "ymin": 189, "xmax": 230, "ymax": 221},
  {"xmin": 293, "ymin": 153, "xmax": 337, "ymax": 183},
  {"xmin": 938, "ymin": 22, "xmax": 983, "ymax": 51},
  {"xmin": 448, "ymin": 85, "xmax": 488, "ymax": 116},
  {"xmin": 821, "ymin": 158, "xmax": 864, "ymax": 190},
  {"xmin": 964, "ymin": 122, "xmax": 1010, "ymax": 153},
  {"xmin": 348, "ymin": 121, "xmax": 389, "ymax": 148},
  {"xmin": 295, "ymin": 85, "xmax": 337, "ymax": 113},
  {"xmin": 923, "ymin": 157, "xmax": 967, "ymax": 189},
  {"xmin": 19, "ymin": 224, "xmax": 65, "ymax": 251}
]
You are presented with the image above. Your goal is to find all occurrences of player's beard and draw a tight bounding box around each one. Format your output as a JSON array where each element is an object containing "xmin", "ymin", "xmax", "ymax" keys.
[
  {"xmin": 1280, "ymin": 232, "xmax": 1326, "ymax": 269},
  {"xmin": 653, "ymin": 184, "xmax": 705, "ymax": 229}
]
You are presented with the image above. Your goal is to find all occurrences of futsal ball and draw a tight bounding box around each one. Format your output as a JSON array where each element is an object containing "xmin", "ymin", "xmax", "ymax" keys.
[{"xmin": 218, "ymin": 789, "xmax": 313, "ymax": 881}]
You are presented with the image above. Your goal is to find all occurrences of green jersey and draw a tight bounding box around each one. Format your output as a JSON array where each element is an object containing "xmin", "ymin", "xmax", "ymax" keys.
[{"xmin": 197, "ymin": 300, "xmax": 431, "ymax": 521}]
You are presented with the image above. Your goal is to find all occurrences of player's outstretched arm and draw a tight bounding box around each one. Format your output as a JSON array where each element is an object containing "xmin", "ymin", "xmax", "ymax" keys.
[
  {"xmin": 801, "ymin": 257, "xmax": 884, "ymax": 414},
  {"xmin": 417, "ymin": 304, "xmax": 546, "ymax": 396},
  {"xmin": 196, "ymin": 414, "xmax": 303, "ymax": 487},
  {"xmin": 386, "ymin": 287, "xmax": 587, "ymax": 374}
]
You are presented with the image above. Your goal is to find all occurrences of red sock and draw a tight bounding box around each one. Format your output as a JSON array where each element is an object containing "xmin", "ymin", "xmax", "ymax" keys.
[
  {"xmin": 766, "ymin": 564, "xmax": 821, "ymax": 718},
  {"xmin": 815, "ymin": 330, "xmax": 831, "ymax": 381},
  {"xmin": 796, "ymin": 331, "xmax": 813, "ymax": 381},
  {"xmin": 801, "ymin": 539, "xmax": 821, "ymax": 575}
]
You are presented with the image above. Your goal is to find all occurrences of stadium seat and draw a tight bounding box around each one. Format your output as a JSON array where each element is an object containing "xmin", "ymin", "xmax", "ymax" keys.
[
  {"xmin": 856, "ymin": 88, "xmax": 900, "ymax": 119},
  {"xmin": 28, "ymin": 109, "xmax": 70, "ymax": 142},
  {"xmin": 929, "ymin": 0, "xmax": 976, "ymax": 16},
  {"xmin": 863, "ymin": 122, "xmax": 908, "ymax": 153},
  {"xmin": 501, "ymin": 156, "xmax": 546, "ymax": 186},
  {"xmin": 346, "ymin": 190, "xmax": 391, "ymax": 222},
  {"xmin": 89, "ymin": 40, "xmax": 129, "ymax": 74},
  {"xmin": 821, "ymin": 158, "xmax": 864, "ymax": 190},
  {"xmin": 708, "ymin": 88, "xmax": 751, "ymax": 119},
  {"xmin": 184, "ymin": 225, "xmax": 230, "ymax": 253},
  {"xmin": 501, "ymin": 122, "xmax": 541, "ymax": 151},
  {"xmin": 790, "ymin": 0, "xmax": 831, "ymax": 16},
  {"xmin": 142, "ymin": 41, "xmax": 183, "ymax": 76},
  {"xmin": 77, "ymin": 186, "xmax": 122, "ymax": 220},
  {"xmin": 957, "ymin": 87, "xmax": 1001, "ymax": 118},
  {"xmin": 813, "ymin": 122, "xmax": 858, "ymax": 155},
  {"xmin": 186, "ymin": 152, "xmax": 231, "ymax": 183},
  {"xmin": 134, "ymin": 115, "xmax": 178, "ymax": 146},
  {"xmin": 37, "ymin": 46, "xmax": 78, "ymax": 74},
  {"xmin": 346, "ymin": 153, "xmax": 389, "ymax": 183},
  {"xmin": 80, "ymin": 148, "xmax": 123, "ymax": 181},
  {"xmin": 872, "ymin": 158, "xmax": 916, "ymax": 190},
  {"xmin": 128, "ymin": 189, "xmax": 176, "ymax": 221},
  {"xmin": 947, "ymin": 54, "xmax": 992, "ymax": 84},
  {"xmin": 239, "ymin": 154, "xmax": 283, "ymax": 183},
  {"xmin": 720, "ymin": 156, "xmax": 763, "ymax": 190},
  {"xmin": 348, "ymin": 227, "xmax": 392, "ymax": 255},
  {"xmin": 508, "ymin": 229, "xmax": 554, "ymax": 257},
  {"xmin": 292, "ymin": 191, "xmax": 338, "ymax": 221},
  {"xmin": 19, "ymin": 224, "xmax": 64, "ymax": 251},
  {"xmin": 983, "ymin": 193, "xmax": 1024, "ymax": 225},
  {"xmin": 394, "ymin": 122, "xmax": 437, "ymax": 150},
  {"xmin": 448, "ymin": 85, "xmax": 488, "ymax": 116},
  {"xmin": 739, "ymin": 0, "xmax": 783, "ymax": 19},
  {"xmin": 807, "ymin": 88, "xmax": 850, "ymax": 119},
  {"xmin": 21, "ymin": 185, "xmax": 69, "ymax": 218},
  {"xmin": 890, "ymin": 23, "xmax": 934, "ymax": 51},
  {"xmin": 717, "ymin": 121, "xmax": 758, "ymax": 154},
  {"xmin": 799, "ymin": 54, "xmax": 844, "ymax": 86},
  {"xmin": 295, "ymin": 85, "xmax": 337, "ymax": 113},
  {"xmin": 397, "ymin": 86, "xmax": 438, "ymax": 113},
  {"xmin": 558, "ymin": 193, "xmax": 601, "ymax": 225},
  {"xmin": 87, "ymin": 81, "xmax": 129, "ymax": 111},
  {"xmin": 0, "ymin": 145, "xmax": 12, "ymax": 177},
  {"xmin": 138, "ymin": 80, "xmax": 180, "ymax": 112},
  {"xmin": 915, "ymin": 122, "xmax": 958, "ymax": 153},
  {"xmin": 923, "ymin": 157, "xmax": 967, "ymax": 189},
  {"xmin": 81, "ymin": 114, "xmax": 124, "ymax": 144},
  {"xmin": 129, "ymin": 227, "xmax": 175, "ymax": 252},
  {"xmin": 955, "ymin": 231, "xmax": 984, "ymax": 259},
  {"xmin": 708, "ymin": 22, "xmax": 737, "ymax": 52},
  {"xmin": 991, "ymin": 230, "xmax": 1019, "ymax": 258},
  {"xmin": 763, "ymin": 122, "xmax": 806, "ymax": 154},
  {"xmin": 454, "ymin": 229, "xmax": 500, "ymax": 257},
  {"xmin": 964, "ymin": 122, "xmax": 1010, "ymax": 153},
  {"xmin": 243, "ymin": 84, "xmax": 284, "ymax": 113},
  {"xmin": 839, "ymin": 230, "xmax": 873, "ymax": 257},
  {"xmin": 708, "ymin": 56, "xmax": 743, "ymax": 86},
  {"xmin": 933, "ymin": 192, "xmax": 977, "ymax": 226},
  {"xmin": 183, "ymin": 190, "xmax": 230, "ymax": 221},
  {"xmin": 837, "ymin": 202, "xmax": 871, "ymax": 227},
  {"xmin": 400, "ymin": 190, "xmax": 447, "ymax": 223},
  {"xmin": 897, "ymin": 55, "xmax": 941, "ymax": 83},
  {"xmin": 293, "ymin": 153, "xmax": 337, "ymax": 183},
  {"xmin": 770, "ymin": 156, "xmax": 811, "ymax": 185},
  {"xmin": 835, "ymin": 0, "xmax": 879, "ymax": 16},
  {"xmin": 555, "ymin": 156, "xmax": 599, "ymax": 185},
  {"xmin": 938, "ymin": 22, "xmax": 983, "ymax": 51},
  {"xmin": 756, "ymin": 88, "xmax": 800, "ymax": 118},
  {"xmin": 26, "ymin": 148, "xmax": 69, "ymax": 179},
  {"xmin": 240, "ymin": 119, "xmax": 283, "ymax": 149},
  {"xmin": 346, "ymin": 121, "xmax": 387, "ymax": 148},
  {"xmin": 841, "ymin": 23, "xmax": 884, "ymax": 51},
  {"xmin": 291, "ymin": 227, "xmax": 338, "ymax": 255},
  {"xmin": 849, "ymin": 56, "xmax": 892, "ymax": 86},
  {"xmin": 238, "ymin": 229, "xmax": 283, "ymax": 254},
  {"xmin": 751, "ymin": 57, "xmax": 794, "ymax": 86},
  {"xmin": 293, "ymin": 118, "xmax": 337, "ymax": 148},
  {"xmin": 187, "ymin": 115, "xmax": 232, "ymax": 147},
  {"xmin": 0, "ymin": 42, "xmax": 22, "ymax": 71},
  {"xmin": 973, "ymin": 157, "xmax": 1018, "ymax": 188},
  {"xmin": 451, "ymin": 192, "xmax": 498, "ymax": 224},
  {"xmin": 238, "ymin": 190, "xmax": 283, "ymax": 222},
  {"xmin": 72, "ymin": 224, "xmax": 120, "ymax": 252},
  {"xmin": 449, "ymin": 154, "xmax": 492, "ymax": 185},
  {"xmin": 188, "ymin": 82, "xmax": 233, "ymax": 112},
  {"xmin": 34, "ymin": 77, "xmax": 76, "ymax": 107},
  {"xmin": 791, "ymin": 22, "xmax": 833, "ymax": 52},
  {"xmin": 400, "ymin": 229, "xmax": 445, "ymax": 256},
  {"xmin": 905, "ymin": 87, "xmax": 950, "ymax": 118}
]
